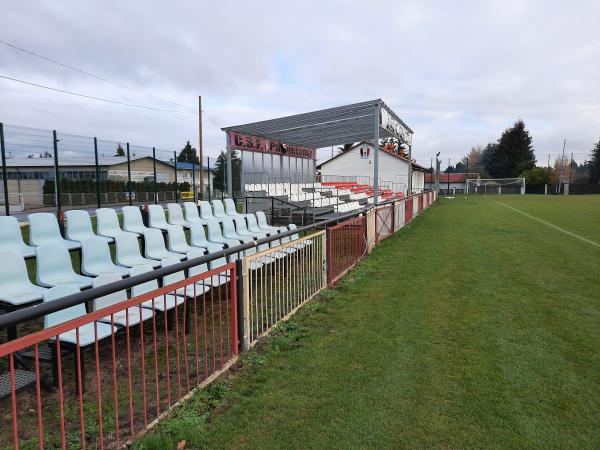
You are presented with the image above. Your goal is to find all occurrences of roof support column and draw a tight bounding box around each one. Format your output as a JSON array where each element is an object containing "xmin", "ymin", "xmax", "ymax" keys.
[
  {"xmin": 226, "ymin": 131, "xmax": 233, "ymax": 198},
  {"xmin": 408, "ymin": 144, "xmax": 413, "ymax": 195},
  {"xmin": 373, "ymin": 103, "xmax": 380, "ymax": 205}
]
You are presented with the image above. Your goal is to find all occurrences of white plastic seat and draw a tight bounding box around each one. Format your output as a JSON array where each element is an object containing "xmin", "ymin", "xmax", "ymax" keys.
[
  {"xmin": 114, "ymin": 232, "xmax": 160, "ymax": 269},
  {"xmin": 246, "ymin": 214, "xmax": 277, "ymax": 238},
  {"xmin": 122, "ymin": 206, "xmax": 149, "ymax": 235},
  {"xmin": 208, "ymin": 256, "xmax": 231, "ymax": 287},
  {"xmin": 223, "ymin": 198, "xmax": 252, "ymax": 220},
  {"xmin": 188, "ymin": 222, "xmax": 224, "ymax": 253},
  {"xmin": 234, "ymin": 216, "xmax": 267, "ymax": 240},
  {"xmin": 92, "ymin": 273, "xmax": 153, "ymax": 326},
  {"xmin": 148, "ymin": 204, "xmax": 177, "ymax": 232},
  {"xmin": 199, "ymin": 201, "xmax": 222, "ymax": 223},
  {"xmin": 96, "ymin": 208, "xmax": 129, "ymax": 240},
  {"xmin": 28, "ymin": 213, "xmax": 81, "ymax": 250},
  {"xmin": 211, "ymin": 200, "xmax": 228, "ymax": 219},
  {"xmin": 222, "ymin": 218, "xmax": 254, "ymax": 245},
  {"xmin": 185, "ymin": 249, "xmax": 212, "ymax": 293},
  {"xmin": 81, "ymin": 238, "xmax": 130, "ymax": 277},
  {"xmin": 289, "ymin": 223, "xmax": 311, "ymax": 247},
  {"xmin": 166, "ymin": 203, "xmax": 190, "ymax": 228},
  {"xmin": 256, "ymin": 211, "xmax": 287, "ymax": 234},
  {"xmin": 143, "ymin": 228, "xmax": 185, "ymax": 261},
  {"xmin": 130, "ymin": 264, "xmax": 184, "ymax": 312},
  {"xmin": 166, "ymin": 226, "xmax": 193, "ymax": 254},
  {"xmin": 0, "ymin": 216, "xmax": 35, "ymax": 258},
  {"xmin": 183, "ymin": 202, "xmax": 206, "ymax": 225},
  {"xmin": 36, "ymin": 244, "xmax": 93, "ymax": 289},
  {"xmin": 65, "ymin": 210, "xmax": 112, "ymax": 244},
  {"xmin": 44, "ymin": 284, "xmax": 116, "ymax": 346},
  {"xmin": 206, "ymin": 220, "xmax": 241, "ymax": 262},
  {"xmin": 0, "ymin": 250, "xmax": 47, "ymax": 306},
  {"xmin": 161, "ymin": 256, "xmax": 197, "ymax": 298}
]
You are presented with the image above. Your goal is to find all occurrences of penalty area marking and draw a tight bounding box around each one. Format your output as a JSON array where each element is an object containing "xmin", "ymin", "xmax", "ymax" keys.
[{"xmin": 492, "ymin": 200, "xmax": 600, "ymax": 249}]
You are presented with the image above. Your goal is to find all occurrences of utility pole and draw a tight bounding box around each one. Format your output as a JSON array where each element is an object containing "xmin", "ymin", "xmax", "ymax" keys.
[
  {"xmin": 569, "ymin": 151, "xmax": 573, "ymax": 185},
  {"xmin": 198, "ymin": 95, "xmax": 204, "ymax": 200},
  {"xmin": 558, "ymin": 139, "xmax": 566, "ymax": 194},
  {"xmin": 435, "ymin": 152, "xmax": 441, "ymax": 194}
]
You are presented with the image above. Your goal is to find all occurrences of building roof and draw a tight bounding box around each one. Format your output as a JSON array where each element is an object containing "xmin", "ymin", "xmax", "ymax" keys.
[
  {"xmin": 1, "ymin": 155, "xmax": 172, "ymax": 168},
  {"xmin": 425, "ymin": 172, "xmax": 480, "ymax": 183},
  {"xmin": 317, "ymin": 142, "xmax": 428, "ymax": 172},
  {"xmin": 166, "ymin": 161, "xmax": 212, "ymax": 171},
  {"xmin": 222, "ymin": 99, "xmax": 413, "ymax": 149}
]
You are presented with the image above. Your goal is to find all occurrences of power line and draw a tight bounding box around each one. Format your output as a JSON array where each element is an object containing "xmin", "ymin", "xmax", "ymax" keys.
[
  {"xmin": 0, "ymin": 74, "xmax": 196, "ymax": 114},
  {"xmin": 0, "ymin": 39, "xmax": 195, "ymax": 111}
]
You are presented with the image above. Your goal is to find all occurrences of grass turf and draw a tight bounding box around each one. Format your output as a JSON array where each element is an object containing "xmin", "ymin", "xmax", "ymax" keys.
[{"xmin": 118, "ymin": 196, "xmax": 599, "ymax": 448}]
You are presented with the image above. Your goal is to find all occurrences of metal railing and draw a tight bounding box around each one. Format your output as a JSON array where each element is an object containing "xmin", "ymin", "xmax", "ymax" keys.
[{"xmin": 326, "ymin": 216, "xmax": 367, "ymax": 286}]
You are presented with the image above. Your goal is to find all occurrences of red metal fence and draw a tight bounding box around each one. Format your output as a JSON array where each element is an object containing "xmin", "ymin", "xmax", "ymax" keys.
[
  {"xmin": 418, "ymin": 194, "xmax": 424, "ymax": 214},
  {"xmin": 375, "ymin": 203, "xmax": 394, "ymax": 242},
  {"xmin": 404, "ymin": 196, "xmax": 414, "ymax": 223},
  {"xmin": 0, "ymin": 263, "xmax": 237, "ymax": 449},
  {"xmin": 327, "ymin": 216, "xmax": 367, "ymax": 286}
]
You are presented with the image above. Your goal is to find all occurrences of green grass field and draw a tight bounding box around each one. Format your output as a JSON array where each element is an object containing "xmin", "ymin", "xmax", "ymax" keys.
[{"xmin": 133, "ymin": 195, "xmax": 600, "ymax": 449}]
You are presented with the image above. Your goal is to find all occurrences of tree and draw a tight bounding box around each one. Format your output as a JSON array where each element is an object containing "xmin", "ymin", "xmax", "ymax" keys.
[
  {"xmin": 520, "ymin": 167, "xmax": 550, "ymax": 186},
  {"xmin": 462, "ymin": 146, "xmax": 488, "ymax": 177},
  {"xmin": 591, "ymin": 139, "xmax": 600, "ymax": 183},
  {"xmin": 115, "ymin": 144, "xmax": 125, "ymax": 157},
  {"xmin": 212, "ymin": 150, "xmax": 241, "ymax": 193},
  {"xmin": 177, "ymin": 141, "xmax": 200, "ymax": 165},
  {"xmin": 454, "ymin": 161, "xmax": 466, "ymax": 173},
  {"xmin": 480, "ymin": 120, "xmax": 535, "ymax": 178}
]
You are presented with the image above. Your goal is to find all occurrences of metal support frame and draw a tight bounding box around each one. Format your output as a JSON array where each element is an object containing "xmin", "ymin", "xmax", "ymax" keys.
[
  {"xmin": 126, "ymin": 142, "xmax": 132, "ymax": 206},
  {"xmin": 174, "ymin": 151, "xmax": 178, "ymax": 203},
  {"xmin": 373, "ymin": 103, "xmax": 380, "ymax": 205},
  {"xmin": 0, "ymin": 123, "xmax": 9, "ymax": 216},
  {"xmin": 226, "ymin": 132, "xmax": 233, "ymax": 198},
  {"xmin": 152, "ymin": 147, "xmax": 158, "ymax": 204},
  {"xmin": 53, "ymin": 130, "xmax": 61, "ymax": 211},
  {"xmin": 94, "ymin": 137, "xmax": 101, "ymax": 209}
]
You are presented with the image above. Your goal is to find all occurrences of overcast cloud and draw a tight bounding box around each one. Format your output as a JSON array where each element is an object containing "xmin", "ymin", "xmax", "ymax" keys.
[{"xmin": 0, "ymin": 0, "xmax": 599, "ymax": 165}]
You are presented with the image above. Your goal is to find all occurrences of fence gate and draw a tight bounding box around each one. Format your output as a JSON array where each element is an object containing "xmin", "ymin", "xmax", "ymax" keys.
[
  {"xmin": 394, "ymin": 200, "xmax": 405, "ymax": 231},
  {"xmin": 327, "ymin": 216, "xmax": 367, "ymax": 286},
  {"xmin": 375, "ymin": 204, "xmax": 394, "ymax": 242}
]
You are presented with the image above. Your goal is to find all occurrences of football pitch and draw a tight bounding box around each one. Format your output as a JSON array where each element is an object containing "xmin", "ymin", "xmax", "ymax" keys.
[{"xmin": 135, "ymin": 195, "xmax": 600, "ymax": 449}]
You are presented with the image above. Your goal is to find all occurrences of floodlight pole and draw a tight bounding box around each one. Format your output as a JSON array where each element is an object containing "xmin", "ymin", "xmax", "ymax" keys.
[
  {"xmin": 373, "ymin": 103, "xmax": 380, "ymax": 205},
  {"xmin": 226, "ymin": 132, "xmax": 233, "ymax": 198},
  {"xmin": 559, "ymin": 138, "xmax": 566, "ymax": 194}
]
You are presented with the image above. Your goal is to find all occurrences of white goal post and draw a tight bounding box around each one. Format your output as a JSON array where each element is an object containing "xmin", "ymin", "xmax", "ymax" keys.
[{"xmin": 465, "ymin": 178, "xmax": 526, "ymax": 195}]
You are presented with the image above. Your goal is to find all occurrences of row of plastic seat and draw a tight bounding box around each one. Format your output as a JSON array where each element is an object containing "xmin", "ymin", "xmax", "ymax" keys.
[{"xmin": 335, "ymin": 201, "xmax": 362, "ymax": 213}]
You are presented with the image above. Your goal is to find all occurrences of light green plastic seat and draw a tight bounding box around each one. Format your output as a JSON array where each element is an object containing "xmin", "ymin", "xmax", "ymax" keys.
[
  {"xmin": 81, "ymin": 238, "xmax": 130, "ymax": 277},
  {"xmin": 130, "ymin": 264, "xmax": 184, "ymax": 312},
  {"xmin": 206, "ymin": 220, "xmax": 240, "ymax": 263},
  {"xmin": 44, "ymin": 284, "xmax": 116, "ymax": 346},
  {"xmin": 183, "ymin": 202, "xmax": 207, "ymax": 225},
  {"xmin": 167, "ymin": 203, "xmax": 190, "ymax": 228},
  {"xmin": 148, "ymin": 204, "xmax": 177, "ymax": 232},
  {"xmin": 161, "ymin": 256, "xmax": 197, "ymax": 299},
  {"xmin": 143, "ymin": 228, "xmax": 185, "ymax": 261},
  {"xmin": 289, "ymin": 223, "xmax": 311, "ymax": 247},
  {"xmin": 92, "ymin": 273, "xmax": 153, "ymax": 326},
  {"xmin": 208, "ymin": 256, "xmax": 232, "ymax": 287},
  {"xmin": 224, "ymin": 198, "xmax": 252, "ymax": 221},
  {"xmin": 185, "ymin": 249, "xmax": 212, "ymax": 293},
  {"xmin": 234, "ymin": 216, "xmax": 267, "ymax": 240},
  {"xmin": 166, "ymin": 226, "xmax": 193, "ymax": 254},
  {"xmin": 36, "ymin": 244, "xmax": 93, "ymax": 289},
  {"xmin": 0, "ymin": 250, "xmax": 47, "ymax": 306},
  {"xmin": 96, "ymin": 208, "xmax": 129, "ymax": 239},
  {"xmin": 28, "ymin": 212, "xmax": 81, "ymax": 250},
  {"xmin": 189, "ymin": 222, "xmax": 224, "ymax": 253},
  {"xmin": 211, "ymin": 200, "xmax": 228, "ymax": 220},
  {"xmin": 0, "ymin": 216, "xmax": 35, "ymax": 258},
  {"xmin": 114, "ymin": 232, "xmax": 160, "ymax": 269},
  {"xmin": 122, "ymin": 206, "xmax": 149, "ymax": 235},
  {"xmin": 65, "ymin": 210, "xmax": 112, "ymax": 244},
  {"xmin": 247, "ymin": 214, "xmax": 277, "ymax": 238},
  {"xmin": 199, "ymin": 201, "xmax": 223, "ymax": 223}
]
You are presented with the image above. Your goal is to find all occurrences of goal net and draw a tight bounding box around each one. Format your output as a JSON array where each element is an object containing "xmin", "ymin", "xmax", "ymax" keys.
[{"xmin": 465, "ymin": 178, "xmax": 525, "ymax": 195}]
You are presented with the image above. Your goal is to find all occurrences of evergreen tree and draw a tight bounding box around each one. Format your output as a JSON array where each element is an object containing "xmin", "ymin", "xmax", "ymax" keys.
[
  {"xmin": 177, "ymin": 141, "xmax": 200, "ymax": 165},
  {"xmin": 212, "ymin": 150, "xmax": 242, "ymax": 193},
  {"xmin": 591, "ymin": 139, "xmax": 600, "ymax": 183},
  {"xmin": 115, "ymin": 144, "xmax": 125, "ymax": 157},
  {"xmin": 481, "ymin": 120, "xmax": 535, "ymax": 178}
]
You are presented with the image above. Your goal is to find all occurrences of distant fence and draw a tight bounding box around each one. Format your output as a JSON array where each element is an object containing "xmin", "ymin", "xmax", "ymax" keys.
[{"xmin": 0, "ymin": 192, "xmax": 436, "ymax": 448}]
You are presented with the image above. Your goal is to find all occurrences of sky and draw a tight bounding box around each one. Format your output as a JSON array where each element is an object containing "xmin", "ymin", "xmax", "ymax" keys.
[{"xmin": 0, "ymin": 0, "xmax": 599, "ymax": 166}]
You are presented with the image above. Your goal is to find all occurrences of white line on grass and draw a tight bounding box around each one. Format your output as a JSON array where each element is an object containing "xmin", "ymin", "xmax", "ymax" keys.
[{"xmin": 493, "ymin": 200, "xmax": 600, "ymax": 248}]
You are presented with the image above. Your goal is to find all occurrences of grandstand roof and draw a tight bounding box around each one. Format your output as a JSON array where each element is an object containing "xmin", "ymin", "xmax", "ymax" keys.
[{"xmin": 222, "ymin": 99, "xmax": 413, "ymax": 149}]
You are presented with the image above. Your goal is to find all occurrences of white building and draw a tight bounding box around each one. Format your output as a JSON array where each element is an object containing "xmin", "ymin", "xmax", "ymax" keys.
[{"xmin": 317, "ymin": 142, "xmax": 428, "ymax": 194}]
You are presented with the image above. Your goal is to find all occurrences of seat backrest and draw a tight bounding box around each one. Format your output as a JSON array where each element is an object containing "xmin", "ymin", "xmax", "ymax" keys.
[
  {"xmin": 161, "ymin": 256, "xmax": 184, "ymax": 288},
  {"xmin": 198, "ymin": 201, "xmax": 214, "ymax": 219},
  {"xmin": 43, "ymin": 284, "xmax": 84, "ymax": 329},
  {"xmin": 36, "ymin": 244, "xmax": 75, "ymax": 284},
  {"xmin": 123, "ymin": 206, "xmax": 145, "ymax": 230},
  {"xmin": 143, "ymin": 228, "xmax": 167, "ymax": 254},
  {"xmin": 234, "ymin": 217, "xmax": 249, "ymax": 234},
  {"xmin": 65, "ymin": 210, "xmax": 93, "ymax": 239},
  {"xmin": 129, "ymin": 264, "xmax": 158, "ymax": 297},
  {"xmin": 0, "ymin": 216, "xmax": 27, "ymax": 248},
  {"xmin": 206, "ymin": 220, "xmax": 224, "ymax": 241},
  {"xmin": 211, "ymin": 200, "xmax": 226, "ymax": 218},
  {"xmin": 0, "ymin": 250, "xmax": 35, "ymax": 291},
  {"xmin": 81, "ymin": 238, "xmax": 112, "ymax": 270},
  {"xmin": 167, "ymin": 203, "xmax": 185, "ymax": 224},
  {"xmin": 224, "ymin": 199, "xmax": 238, "ymax": 215},
  {"xmin": 167, "ymin": 226, "xmax": 189, "ymax": 250},
  {"xmin": 246, "ymin": 214, "xmax": 260, "ymax": 230},
  {"xmin": 221, "ymin": 217, "xmax": 236, "ymax": 236},
  {"xmin": 96, "ymin": 208, "xmax": 121, "ymax": 235},
  {"xmin": 183, "ymin": 202, "xmax": 200, "ymax": 222},
  {"xmin": 28, "ymin": 212, "xmax": 61, "ymax": 245},
  {"xmin": 92, "ymin": 272, "xmax": 127, "ymax": 311},
  {"xmin": 288, "ymin": 223, "xmax": 300, "ymax": 240},
  {"xmin": 256, "ymin": 211, "xmax": 269, "ymax": 227},
  {"xmin": 188, "ymin": 222, "xmax": 208, "ymax": 247},
  {"xmin": 115, "ymin": 232, "xmax": 142, "ymax": 262},
  {"xmin": 186, "ymin": 249, "xmax": 208, "ymax": 278},
  {"xmin": 148, "ymin": 204, "xmax": 168, "ymax": 227}
]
